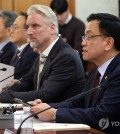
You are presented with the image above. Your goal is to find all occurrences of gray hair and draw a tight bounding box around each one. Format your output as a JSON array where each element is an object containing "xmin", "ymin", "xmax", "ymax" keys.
[
  {"xmin": 27, "ymin": 4, "xmax": 59, "ymax": 35},
  {"xmin": 0, "ymin": 10, "xmax": 17, "ymax": 27}
]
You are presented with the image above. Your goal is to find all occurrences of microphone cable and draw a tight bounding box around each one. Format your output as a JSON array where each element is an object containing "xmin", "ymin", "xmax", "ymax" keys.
[
  {"xmin": 16, "ymin": 106, "xmax": 52, "ymax": 134},
  {"xmin": 16, "ymin": 85, "xmax": 104, "ymax": 134}
]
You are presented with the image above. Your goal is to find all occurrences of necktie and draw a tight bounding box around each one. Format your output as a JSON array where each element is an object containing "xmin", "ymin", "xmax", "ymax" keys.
[
  {"xmin": 93, "ymin": 71, "xmax": 101, "ymax": 87},
  {"xmin": 37, "ymin": 54, "xmax": 47, "ymax": 90},
  {"xmin": 15, "ymin": 49, "xmax": 20, "ymax": 56},
  {"xmin": 39, "ymin": 55, "xmax": 47, "ymax": 73},
  {"xmin": 90, "ymin": 70, "xmax": 101, "ymax": 105},
  {"xmin": 11, "ymin": 49, "xmax": 20, "ymax": 64}
]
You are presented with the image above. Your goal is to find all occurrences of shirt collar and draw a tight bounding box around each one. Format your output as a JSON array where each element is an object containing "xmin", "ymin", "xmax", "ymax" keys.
[
  {"xmin": 17, "ymin": 43, "xmax": 29, "ymax": 53},
  {"xmin": 98, "ymin": 57, "xmax": 114, "ymax": 80},
  {"xmin": 41, "ymin": 37, "xmax": 59, "ymax": 57},
  {"xmin": 64, "ymin": 13, "xmax": 72, "ymax": 24},
  {"xmin": 0, "ymin": 40, "xmax": 11, "ymax": 51}
]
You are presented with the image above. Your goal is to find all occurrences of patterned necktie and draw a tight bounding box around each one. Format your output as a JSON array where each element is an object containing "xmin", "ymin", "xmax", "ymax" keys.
[
  {"xmin": 11, "ymin": 49, "xmax": 20, "ymax": 64},
  {"xmin": 37, "ymin": 54, "xmax": 47, "ymax": 90},
  {"xmin": 39, "ymin": 55, "xmax": 47, "ymax": 73}
]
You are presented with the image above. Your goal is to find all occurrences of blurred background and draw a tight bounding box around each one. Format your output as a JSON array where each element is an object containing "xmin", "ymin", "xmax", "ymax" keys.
[{"xmin": 0, "ymin": 0, "xmax": 119, "ymax": 24}]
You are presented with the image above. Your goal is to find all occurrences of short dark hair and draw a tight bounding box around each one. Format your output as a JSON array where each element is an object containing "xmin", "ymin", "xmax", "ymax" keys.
[
  {"xmin": 19, "ymin": 11, "xmax": 28, "ymax": 29},
  {"xmin": 50, "ymin": 0, "xmax": 68, "ymax": 14},
  {"xmin": 0, "ymin": 10, "xmax": 17, "ymax": 27},
  {"xmin": 87, "ymin": 13, "xmax": 120, "ymax": 51}
]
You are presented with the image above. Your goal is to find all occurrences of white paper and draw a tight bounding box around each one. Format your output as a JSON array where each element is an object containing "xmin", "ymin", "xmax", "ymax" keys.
[
  {"xmin": 4, "ymin": 129, "xmax": 14, "ymax": 134},
  {"xmin": 33, "ymin": 119, "xmax": 90, "ymax": 131},
  {"xmin": 14, "ymin": 112, "xmax": 90, "ymax": 132},
  {"xmin": 0, "ymin": 63, "xmax": 14, "ymax": 88}
]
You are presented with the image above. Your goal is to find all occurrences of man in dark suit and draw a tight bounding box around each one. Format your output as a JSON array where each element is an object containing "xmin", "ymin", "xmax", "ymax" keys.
[
  {"xmin": 29, "ymin": 13, "xmax": 120, "ymax": 134},
  {"xmin": 10, "ymin": 12, "xmax": 39, "ymax": 79},
  {"xmin": 0, "ymin": 5, "xmax": 85, "ymax": 103},
  {"xmin": 0, "ymin": 10, "xmax": 17, "ymax": 65}
]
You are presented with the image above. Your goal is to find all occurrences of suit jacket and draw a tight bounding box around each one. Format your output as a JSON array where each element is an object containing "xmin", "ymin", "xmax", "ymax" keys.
[
  {"xmin": 0, "ymin": 37, "xmax": 85, "ymax": 103},
  {"xmin": 10, "ymin": 44, "xmax": 39, "ymax": 79},
  {"xmin": 54, "ymin": 53, "xmax": 120, "ymax": 134},
  {"xmin": 0, "ymin": 41, "xmax": 17, "ymax": 65}
]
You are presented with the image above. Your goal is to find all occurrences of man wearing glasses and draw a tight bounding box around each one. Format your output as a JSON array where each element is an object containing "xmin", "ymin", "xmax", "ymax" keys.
[
  {"xmin": 10, "ymin": 12, "xmax": 39, "ymax": 79},
  {"xmin": 29, "ymin": 13, "xmax": 120, "ymax": 134}
]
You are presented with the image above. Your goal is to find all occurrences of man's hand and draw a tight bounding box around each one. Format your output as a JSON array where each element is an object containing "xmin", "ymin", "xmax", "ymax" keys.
[
  {"xmin": 6, "ymin": 79, "xmax": 20, "ymax": 87},
  {"xmin": 28, "ymin": 99, "xmax": 42, "ymax": 106},
  {"xmin": 30, "ymin": 103, "xmax": 57, "ymax": 122}
]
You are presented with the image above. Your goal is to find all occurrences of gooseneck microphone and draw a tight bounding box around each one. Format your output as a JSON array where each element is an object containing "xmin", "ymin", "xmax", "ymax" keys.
[
  {"xmin": 0, "ymin": 70, "xmax": 36, "ymax": 94},
  {"xmin": 16, "ymin": 106, "xmax": 52, "ymax": 134},
  {"xmin": 0, "ymin": 68, "xmax": 7, "ymax": 71},
  {"xmin": 0, "ymin": 67, "xmax": 32, "ymax": 82},
  {"xmin": 16, "ymin": 85, "xmax": 105, "ymax": 134}
]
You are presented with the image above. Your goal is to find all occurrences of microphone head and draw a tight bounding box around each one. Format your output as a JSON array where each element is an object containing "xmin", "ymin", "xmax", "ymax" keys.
[
  {"xmin": 2, "ymin": 68, "xmax": 7, "ymax": 71},
  {"xmin": 0, "ymin": 68, "xmax": 7, "ymax": 71}
]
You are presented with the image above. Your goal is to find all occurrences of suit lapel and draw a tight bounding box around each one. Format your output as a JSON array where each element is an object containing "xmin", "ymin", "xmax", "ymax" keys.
[
  {"xmin": 0, "ymin": 50, "xmax": 3, "ymax": 57},
  {"xmin": 11, "ymin": 44, "xmax": 30, "ymax": 66},
  {"xmin": 91, "ymin": 53, "xmax": 120, "ymax": 107},
  {"xmin": 38, "ymin": 37, "xmax": 63, "ymax": 88},
  {"xmin": 38, "ymin": 59, "xmax": 51, "ymax": 85},
  {"xmin": 0, "ymin": 44, "xmax": 8, "ymax": 58},
  {"xmin": 12, "ymin": 55, "xmax": 21, "ymax": 65},
  {"xmin": 85, "ymin": 68, "xmax": 97, "ymax": 107}
]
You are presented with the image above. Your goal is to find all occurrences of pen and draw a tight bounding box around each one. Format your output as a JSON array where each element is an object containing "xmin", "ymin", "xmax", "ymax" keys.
[{"xmin": 13, "ymin": 98, "xmax": 33, "ymax": 107}]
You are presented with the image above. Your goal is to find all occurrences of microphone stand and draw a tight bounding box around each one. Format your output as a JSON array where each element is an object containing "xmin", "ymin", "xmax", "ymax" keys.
[
  {"xmin": 0, "ymin": 74, "xmax": 14, "ymax": 82},
  {"xmin": 1, "ymin": 70, "xmax": 36, "ymax": 94},
  {"xmin": 16, "ymin": 106, "xmax": 52, "ymax": 134},
  {"xmin": 0, "ymin": 66, "xmax": 32, "ymax": 82}
]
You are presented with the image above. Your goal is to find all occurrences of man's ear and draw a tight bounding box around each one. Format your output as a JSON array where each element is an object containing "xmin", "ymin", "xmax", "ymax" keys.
[
  {"xmin": 50, "ymin": 23, "xmax": 56, "ymax": 35},
  {"xmin": 105, "ymin": 37, "xmax": 114, "ymax": 51}
]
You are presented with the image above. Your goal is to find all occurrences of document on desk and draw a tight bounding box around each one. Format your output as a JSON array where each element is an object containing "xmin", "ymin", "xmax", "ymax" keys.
[
  {"xmin": 0, "ymin": 63, "xmax": 14, "ymax": 88},
  {"xmin": 14, "ymin": 111, "xmax": 90, "ymax": 132},
  {"xmin": 33, "ymin": 118, "xmax": 90, "ymax": 132}
]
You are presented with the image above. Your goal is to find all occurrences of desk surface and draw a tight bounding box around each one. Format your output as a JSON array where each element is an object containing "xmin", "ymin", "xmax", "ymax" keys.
[
  {"xmin": 33, "ymin": 129, "xmax": 106, "ymax": 134},
  {"xmin": 14, "ymin": 111, "xmax": 105, "ymax": 134},
  {"xmin": 0, "ymin": 128, "xmax": 106, "ymax": 134},
  {"xmin": 0, "ymin": 110, "xmax": 106, "ymax": 134}
]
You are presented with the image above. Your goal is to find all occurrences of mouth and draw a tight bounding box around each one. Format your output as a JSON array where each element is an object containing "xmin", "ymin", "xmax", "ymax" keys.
[
  {"xmin": 82, "ymin": 49, "xmax": 88, "ymax": 56},
  {"xmin": 82, "ymin": 48, "xmax": 87, "ymax": 54},
  {"xmin": 29, "ymin": 38, "xmax": 36, "ymax": 42},
  {"xmin": 10, "ymin": 35, "xmax": 14, "ymax": 38}
]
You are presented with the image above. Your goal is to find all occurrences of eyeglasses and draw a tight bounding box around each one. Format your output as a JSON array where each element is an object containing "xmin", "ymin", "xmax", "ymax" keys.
[
  {"xmin": 11, "ymin": 25, "xmax": 26, "ymax": 30},
  {"xmin": 82, "ymin": 34, "xmax": 106, "ymax": 41}
]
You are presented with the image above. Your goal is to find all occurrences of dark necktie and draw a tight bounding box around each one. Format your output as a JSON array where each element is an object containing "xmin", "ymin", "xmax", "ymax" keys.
[
  {"xmin": 90, "ymin": 71, "xmax": 101, "ymax": 105},
  {"xmin": 93, "ymin": 71, "xmax": 101, "ymax": 87},
  {"xmin": 11, "ymin": 49, "xmax": 20, "ymax": 64}
]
